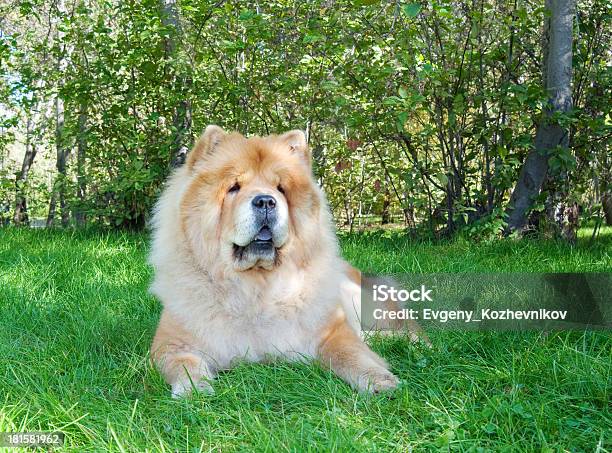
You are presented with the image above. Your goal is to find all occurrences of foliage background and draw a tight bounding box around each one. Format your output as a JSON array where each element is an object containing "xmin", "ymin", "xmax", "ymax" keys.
[{"xmin": 0, "ymin": 0, "xmax": 610, "ymax": 236}]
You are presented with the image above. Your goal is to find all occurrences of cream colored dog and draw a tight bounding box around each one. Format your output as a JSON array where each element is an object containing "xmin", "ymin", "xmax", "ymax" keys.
[{"xmin": 149, "ymin": 126, "xmax": 402, "ymax": 397}]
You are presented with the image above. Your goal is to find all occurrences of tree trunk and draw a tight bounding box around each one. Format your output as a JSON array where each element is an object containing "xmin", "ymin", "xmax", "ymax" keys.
[
  {"xmin": 160, "ymin": 0, "xmax": 192, "ymax": 167},
  {"xmin": 381, "ymin": 195, "xmax": 391, "ymax": 225},
  {"xmin": 602, "ymin": 193, "xmax": 612, "ymax": 225},
  {"xmin": 46, "ymin": 193, "xmax": 57, "ymax": 228},
  {"xmin": 75, "ymin": 100, "xmax": 88, "ymax": 226},
  {"xmin": 381, "ymin": 175, "xmax": 391, "ymax": 225},
  {"xmin": 47, "ymin": 96, "xmax": 70, "ymax": 227},
  {"xmin": 170, "ymin": 98, "xmax": 192, "ymax": 167},
  {"xmin": 47, "ymin": 0, "xmax": 70, "ymax": 227},
  {"xmin": 505, "ymin": 0, "xmax": 575, "ymax": 232},
  {"xmin": 13, "ymin": 115, "xmax": 37, "ymax": 226}
]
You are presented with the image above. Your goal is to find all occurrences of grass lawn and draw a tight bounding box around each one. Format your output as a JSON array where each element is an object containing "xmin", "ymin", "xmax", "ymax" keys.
[{"xmin": 0, "ymin": 227, "xmax": 610, "ymax": 451}]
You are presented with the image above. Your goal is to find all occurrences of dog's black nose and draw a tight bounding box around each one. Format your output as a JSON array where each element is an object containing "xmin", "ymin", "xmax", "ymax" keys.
[{"xmin": 252, "ymin": 194, "xmax": 276, "ymax": 210}]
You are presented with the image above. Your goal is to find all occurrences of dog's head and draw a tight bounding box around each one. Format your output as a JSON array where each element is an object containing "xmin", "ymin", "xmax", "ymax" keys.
[{"xmin": 180, "ymin": 126, "xmax": 326, "ymax": 272}]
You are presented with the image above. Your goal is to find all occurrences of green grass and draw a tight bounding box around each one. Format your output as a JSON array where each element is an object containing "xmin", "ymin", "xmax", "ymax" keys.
[{"xmin": 0, "ymin": 227, "xmax": 610, "ymax": 452}]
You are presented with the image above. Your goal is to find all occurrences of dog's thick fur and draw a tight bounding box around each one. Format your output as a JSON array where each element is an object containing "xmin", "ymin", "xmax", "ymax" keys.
[{"xmin": 150, "ymin": 126, "xmax": 400, "ymax": 396}]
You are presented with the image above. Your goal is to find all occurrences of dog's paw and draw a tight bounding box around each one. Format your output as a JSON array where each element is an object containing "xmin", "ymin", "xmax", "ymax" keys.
[
  {"xmin": 357, "ymin": 367, "xmax": 400, "ymax": 394},
  {"xmin": 171, "ymin": 379, "xmax": 215, "ymax": 398}
]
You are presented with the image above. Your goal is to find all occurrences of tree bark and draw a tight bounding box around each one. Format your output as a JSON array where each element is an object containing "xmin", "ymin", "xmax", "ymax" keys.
[
  {"xmin": 47, "ymin": 96, "xmax": 70, "ymax": 227},
  {"xmin": 381, "ymin": 174, "xmax": 391, "ymax": 225},
  {"xmin": 47, "ymin": 0, "xmax": 70, "ymax": 227},
  {"xmin": 170, "ymin": 98, "xmax": 192, "ymax": 167},
  {"xmin": 505, "ymin": 0, "xmax": 575, "ymax": 232},
  {"xmin": 602, "ymin": 193, "xmax": 612, "ymax": 226},
  {"xmin": 159, "ymin": 0, "xmax": 192, "ymax": 167},
  {"xmin": 13, "ymin": 115, "xmax": 37, "ymax": 226},
  {"xmin": 46, "ymin": 193, "xmax": 57, "ymax": 228},
  {"xmin": 74, "ymin": 100, "xmax": 88, "ymax": 226}
]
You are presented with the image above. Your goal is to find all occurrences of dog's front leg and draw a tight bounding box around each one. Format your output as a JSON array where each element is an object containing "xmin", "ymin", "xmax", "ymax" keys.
[
  {"xmin": 317, "ymin": 313, "xmax": 399, "ymax": 393},
  {"xmin": 154, "ymin": 348, "xmax": 216, "ymax": 398},
  {"xmin": 151, "ymin": 311, "xmax": 216, "ymax": 398}
]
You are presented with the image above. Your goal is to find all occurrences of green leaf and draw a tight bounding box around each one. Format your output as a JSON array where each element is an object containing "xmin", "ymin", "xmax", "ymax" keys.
[
  {"xmin": 238, "ymin": 9, "xmax": 255, "ymax": 21},
  {"xmin": 422, "ymin": 63, "xmax": 433, "ymax": 73},
  {"xmin": 435, "ymin": 172, "xmax": 448, "ymax": 186},
  {"xmin": 383, "ymin": 96, "xmax": 402, "ymax": 106},
  {"xmin": 334, "ymin": 96, "xmax": 348, "ymax": 106},
  {"xmin": 402, "ymin": 3, "xmax": 421, "ymax": 18},
  {"xmin": 396, "ymin": 111, "xmax": 409, "ymax": 131},
  {"xmin": 303, "ymin": 34, "xmax": 323, "ymax": 44}
]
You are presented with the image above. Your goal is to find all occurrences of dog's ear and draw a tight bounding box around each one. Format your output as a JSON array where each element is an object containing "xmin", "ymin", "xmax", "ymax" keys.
[
  {"xmin": 280, "ymin": 130, "xmax": 310, "ymax": 167},
  {"xmin": 186, "ymin": 125, "xmax": 227, "ymax": 170}
]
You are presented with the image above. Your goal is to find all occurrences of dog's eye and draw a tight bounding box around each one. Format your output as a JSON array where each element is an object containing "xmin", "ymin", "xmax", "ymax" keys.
[
  {"xmin": 277, "ymin": 185, "xmax": 285, "ymax": 195},
  {"xmin": 228, "ymin": 182, "xmax": 241, "ymax": 193}
]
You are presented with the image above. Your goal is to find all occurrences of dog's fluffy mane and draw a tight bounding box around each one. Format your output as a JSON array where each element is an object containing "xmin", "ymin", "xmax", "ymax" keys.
[{"xmin": 148, "ymin": 129, "xmax": 346, "ymax": 344}]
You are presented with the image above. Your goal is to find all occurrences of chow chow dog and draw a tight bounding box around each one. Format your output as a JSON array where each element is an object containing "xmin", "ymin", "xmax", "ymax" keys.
[{"xmin": 149, "ymin": 125, "xmax": 408, "ymax": 397}]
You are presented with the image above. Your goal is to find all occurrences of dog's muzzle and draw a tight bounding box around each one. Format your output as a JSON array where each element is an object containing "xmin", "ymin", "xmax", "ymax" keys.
[{"xmin": 232, "ymin": 193, "xmax": 282, "ymax": 268}]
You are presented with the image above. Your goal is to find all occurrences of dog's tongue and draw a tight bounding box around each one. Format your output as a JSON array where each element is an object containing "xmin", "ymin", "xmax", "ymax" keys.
[{"xmin": 255, "ymin": 226, "xmax": 273, "ymax": 241}]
